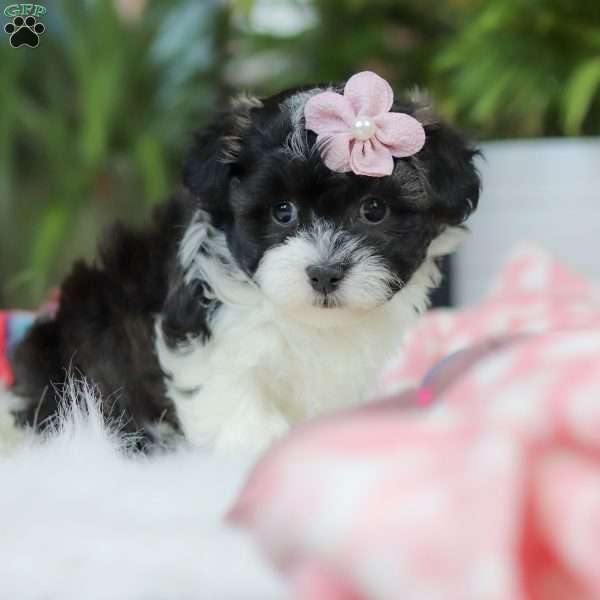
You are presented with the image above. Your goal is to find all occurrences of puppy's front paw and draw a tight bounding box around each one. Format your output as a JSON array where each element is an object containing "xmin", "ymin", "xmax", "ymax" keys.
[
  {"xmin": 160, "ymin": 279, "xmax": 212, "ymax": 349},
  {"xmin": 214, "ymin": 403, "xmax": 290, "ymax": 452}
]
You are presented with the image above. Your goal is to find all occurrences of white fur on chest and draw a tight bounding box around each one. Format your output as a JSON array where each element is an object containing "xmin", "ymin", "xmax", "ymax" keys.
[{"xmin": 155, "ymin": 257, "xmax": 439, "ymax": 451}]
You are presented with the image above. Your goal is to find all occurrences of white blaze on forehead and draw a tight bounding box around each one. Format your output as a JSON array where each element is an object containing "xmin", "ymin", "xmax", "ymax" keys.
[{"xmin": 254, "ymin": 220, "xmax": 398, "ymax": 318}]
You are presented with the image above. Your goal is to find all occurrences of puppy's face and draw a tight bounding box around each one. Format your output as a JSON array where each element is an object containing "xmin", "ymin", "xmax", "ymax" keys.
[
  {"xmin": 227, "ymin": 154, "xmax": 438, "ymax": 317},
  {"xmin": 184, "ymin": 85, "xmax": 480, "ymax": 321}
]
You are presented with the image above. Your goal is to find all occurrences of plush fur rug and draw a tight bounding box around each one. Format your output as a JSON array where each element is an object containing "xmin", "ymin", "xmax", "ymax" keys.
[{"xmin": 0, "ymin": 381, "xmax": 285, "ymax": 600}]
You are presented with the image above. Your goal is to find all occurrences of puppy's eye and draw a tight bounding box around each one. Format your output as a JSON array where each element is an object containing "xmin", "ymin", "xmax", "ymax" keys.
[
  {"xmin": 272, "ymin": 201, "xmax": 298, "ymax": 225},
  {"xmin": 359, "ymin": 198, "xmax": 389, "ymax": 224}
]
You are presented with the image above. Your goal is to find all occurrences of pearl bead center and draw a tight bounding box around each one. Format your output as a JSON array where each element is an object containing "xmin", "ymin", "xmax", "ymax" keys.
[{"xmin": 352, "ymin": 116, "xmax": 376, "ymax": 141}]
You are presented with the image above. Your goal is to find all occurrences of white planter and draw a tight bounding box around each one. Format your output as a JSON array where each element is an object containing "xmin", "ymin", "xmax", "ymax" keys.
[{"xmin": 455, "ymin": 138, "xmax": 600, "ymax": 305}]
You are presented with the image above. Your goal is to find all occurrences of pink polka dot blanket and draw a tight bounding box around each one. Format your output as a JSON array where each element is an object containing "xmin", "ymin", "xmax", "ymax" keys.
[{"xmin": 230, "ymin": 245, "xmax": 600, "ymax": 600}]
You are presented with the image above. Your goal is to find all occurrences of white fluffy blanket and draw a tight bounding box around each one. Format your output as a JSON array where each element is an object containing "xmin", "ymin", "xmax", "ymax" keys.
[{"xmin": 0, "ymin": 382, "xmax": 285, "ymax": 600}]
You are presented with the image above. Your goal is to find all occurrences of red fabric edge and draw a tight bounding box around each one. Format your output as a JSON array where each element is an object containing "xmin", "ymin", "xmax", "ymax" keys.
[{"xmin": 0, "ymin": 312, "xmax": 14, "ymax": 387}]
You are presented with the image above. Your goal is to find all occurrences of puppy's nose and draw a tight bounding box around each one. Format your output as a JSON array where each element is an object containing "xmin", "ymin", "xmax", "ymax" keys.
[{"xmin": 306, "ymin": 264, "xmax": 345, "ymax": 294}]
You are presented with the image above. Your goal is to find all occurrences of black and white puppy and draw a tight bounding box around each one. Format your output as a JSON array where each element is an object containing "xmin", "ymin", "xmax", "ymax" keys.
[{"xmin": 9, "ymin": 78, "xmax": 480, "ymax": 451}]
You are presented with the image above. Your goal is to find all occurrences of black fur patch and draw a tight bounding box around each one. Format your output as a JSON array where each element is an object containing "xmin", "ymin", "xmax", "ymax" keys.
[{"xmin": 11, "ymin": 193, "xmax": 196, "ymax": 447}]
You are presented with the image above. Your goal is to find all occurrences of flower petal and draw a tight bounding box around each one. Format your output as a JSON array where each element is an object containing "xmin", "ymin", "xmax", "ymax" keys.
[
  {"xmin": 304, "ymin": 91, "xmax": 355, "ymax": 135},
  {"xmin": 318, "ymin": 133, "xmax": 353, "ymax": 173},
  {"xmin": 350, "ymin": 137, "xmax": 394, "ymax": 177},
  {"xmin": 344, "ymin": 71, "xmax": 394, "ymax": 118},
  {"xmin": 375, "ymin": 112, "xmax": 426, "ymax": 157}
]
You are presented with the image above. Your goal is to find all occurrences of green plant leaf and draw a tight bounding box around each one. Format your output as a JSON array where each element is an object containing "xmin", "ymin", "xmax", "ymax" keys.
[
  {"xmin": 30, "ymin": 205, "xmax": 73, "ymax": 302},
  {"xmin": 563, "ymin": 57, "xmax": 600, "ymax": 135},
  {"xmin": 134, "ymin": 135, "xmax": 169, "ymax": 205}
]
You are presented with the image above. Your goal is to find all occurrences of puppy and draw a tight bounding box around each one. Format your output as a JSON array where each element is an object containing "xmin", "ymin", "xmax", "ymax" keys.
[{"xmin": 9, "ymin": 73, "xmax": 480, "ymax": 450}]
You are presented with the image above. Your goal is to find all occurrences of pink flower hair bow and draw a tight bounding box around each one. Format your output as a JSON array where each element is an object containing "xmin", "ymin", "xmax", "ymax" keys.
[{"xmin": 304, "ymin": 71, "xmax": 426, "ymax": 177}]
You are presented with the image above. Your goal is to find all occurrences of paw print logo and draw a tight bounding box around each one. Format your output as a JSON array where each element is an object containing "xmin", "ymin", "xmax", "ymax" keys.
[{"xmin": 4, "ymin": 15, "xmax": 45, "ymax": 48}]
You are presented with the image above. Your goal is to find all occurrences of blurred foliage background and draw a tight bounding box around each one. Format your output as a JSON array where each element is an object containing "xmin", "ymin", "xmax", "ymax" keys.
[{"xmin": 1, "ymin": 0, "xmax": 599, "ymax": 307}]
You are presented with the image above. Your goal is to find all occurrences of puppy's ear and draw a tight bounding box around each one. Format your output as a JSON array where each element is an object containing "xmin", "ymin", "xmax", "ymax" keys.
[
  {"xmin": 418, "ymin": 121, "xmax": 481, "ymax": 225},
  {"xmin": 183, "ymin": 121, "xmax": 230, "ymax": 203},
  {"xmin": 183, "ymin": 93, "xmax": 263, "ymax": 213}
]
